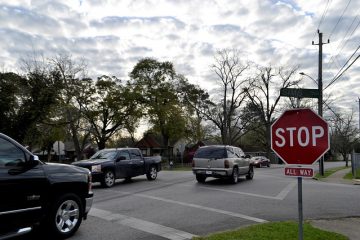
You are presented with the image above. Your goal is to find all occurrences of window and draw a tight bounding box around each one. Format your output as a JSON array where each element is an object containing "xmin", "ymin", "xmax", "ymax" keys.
[
  {"xmin": 90, "ymin": 149, "xmax": 117, "ymax": 160},
  {"xmin": 0, "ymin": 138, "xmax": 26, "ymax": 167},
  {"xmin": 118, "ymin": 150, "xmax": 130, "ymax": 160},
  {"xmin": 194, "ymin": 147, "xmax": 227, "ymax": 159},
  {"xmin": 227, "ymin": 148, "xmax": 237, "ymax": 158},
  {"xmin": 130, "ymin": 149, "xmax": 142, "ymax": 159}
]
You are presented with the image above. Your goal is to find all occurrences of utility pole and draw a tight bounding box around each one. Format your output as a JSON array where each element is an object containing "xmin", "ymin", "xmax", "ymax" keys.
[{"xmin": 312, "ymin": 30, "xmax": 329, "ymax": 176}]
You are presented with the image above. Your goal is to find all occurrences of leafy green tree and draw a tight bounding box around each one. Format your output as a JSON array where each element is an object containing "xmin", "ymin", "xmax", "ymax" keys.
[
  {"xmin": 130, "ymin": 58, "xmax": 186, "ymax": 150},
  {"xmin": 81, "ymin": 75, "xmax": 141, "ymax": 150},
  {"xmin": 0, "ymin": 60, "xmax": 62, "ymax": 145}
]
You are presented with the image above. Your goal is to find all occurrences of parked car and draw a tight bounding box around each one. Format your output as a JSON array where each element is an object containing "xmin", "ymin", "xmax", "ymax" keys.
[
  {"xmin": 0, "ymin": 133, "xmax": 93, "ymax": 239},
  {"xmin": 250, "ymin": 156, "xmax": 271, "ymax": 168},
  {"xmin": 72, "ymin": 148, "xmax": 162, "ymax": 188},
  {"xmin": 192, "ymin": 145, "xmax": 253, "ymax": 184}
]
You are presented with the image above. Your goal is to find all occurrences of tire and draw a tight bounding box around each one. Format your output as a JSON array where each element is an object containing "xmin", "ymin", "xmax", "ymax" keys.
[
  {"xmin": 101, "ymin": 170, "xmax": 115, "ymax": 188},
  {"xmin": 146, "ymin": 165, "xmax": 157, "ymax": 181},
  {"xmin": 246, "ymin": 166, "xmax": 254, "ymax": 180},
  {"xmin": 230, "ymin": 167, "xmax": 239, "ymax": 184},
  {"xmin": 45, "ymin": 193, "xmax": 83, "ymax": 239},
  {"xmin": 196, "ymin": 174, "xmax": 206, "ymax": 183}
]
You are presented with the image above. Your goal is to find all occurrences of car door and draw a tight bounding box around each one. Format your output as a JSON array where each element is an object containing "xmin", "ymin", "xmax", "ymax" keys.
[
  {"xmin": 114, "ymin": 150, "xmax": 131, "ymax": 178},
  {"xmin": 0, "ymin": 135, "xmax": 48, "ymax": 233},
  {"xmin": 129, "ymin": 149, "xmax": 145, "ymax": 176}
]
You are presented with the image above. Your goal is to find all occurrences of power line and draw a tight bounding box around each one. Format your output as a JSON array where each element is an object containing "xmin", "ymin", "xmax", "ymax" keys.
[
  {"xmin": 324, "ymin": 52, "xmax": 360, "ymax": 90},
  {"xmin": 328, "ymin": 0, "xmax": 352, "ymax": 39},
  {"xmin": 312, "ymin": 0, "xmax": 332, "ymax": 41},
  {"xmin": 325, "ymin": 13, "xmax": 360, "ymax": 70},
  {"xmin": 329, "ymin": 45, "xmax": 360, "ymax": 83}
]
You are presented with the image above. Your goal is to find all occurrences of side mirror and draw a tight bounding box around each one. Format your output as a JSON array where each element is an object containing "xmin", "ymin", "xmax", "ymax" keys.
[{"xmin": 244, "ymin": 154, "xmax": 251, "ymax": 159}]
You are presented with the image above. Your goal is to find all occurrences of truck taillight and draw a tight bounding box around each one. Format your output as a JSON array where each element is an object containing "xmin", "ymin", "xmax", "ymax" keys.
[
  {"xmin": 192, "ymin": 160, "xmax": 195, "ymax": 167},
  {"xmin": 224, "ymin": 160, "xmax": 230, "ymax": 168}
]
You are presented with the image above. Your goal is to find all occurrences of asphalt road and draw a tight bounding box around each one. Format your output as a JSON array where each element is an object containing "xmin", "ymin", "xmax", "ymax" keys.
[{"xmin": 25, "ymin": 162, "xmax": 359, "ymax": 240}]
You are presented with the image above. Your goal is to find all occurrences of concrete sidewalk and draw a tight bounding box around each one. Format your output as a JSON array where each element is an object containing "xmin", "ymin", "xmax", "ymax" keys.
[{"xmin": 310, "ymin": 167, "xmax": 359, "ymax": 239}]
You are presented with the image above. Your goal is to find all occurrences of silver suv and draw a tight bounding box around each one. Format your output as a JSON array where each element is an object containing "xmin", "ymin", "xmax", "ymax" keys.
[{"xmin": 192, "ymin": 145, "xmax": 253, "ymax": 184}]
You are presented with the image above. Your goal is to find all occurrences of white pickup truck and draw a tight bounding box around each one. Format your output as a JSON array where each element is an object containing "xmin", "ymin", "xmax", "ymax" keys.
[{"xmin": 192, "ymin": 145, "xmax": 254, "ymax": 184}]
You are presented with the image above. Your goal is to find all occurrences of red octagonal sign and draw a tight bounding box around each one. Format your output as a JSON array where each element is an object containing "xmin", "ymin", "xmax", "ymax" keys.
[{"xmin": 271, "ymin": 108, "xmax": 329, "ymax": 165}]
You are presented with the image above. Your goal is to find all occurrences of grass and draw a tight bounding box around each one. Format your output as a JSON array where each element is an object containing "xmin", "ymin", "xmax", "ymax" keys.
[
  {"xmin": 343, "ymin": 168, "xmax": 360, "ymax": 180},
  {"xmin": 314, "ymin": 166, "xmax": 348, "ymax": 179},
  {"xmin": 192, "ymin": 221, "xmax": 348, "ymax": 240}
]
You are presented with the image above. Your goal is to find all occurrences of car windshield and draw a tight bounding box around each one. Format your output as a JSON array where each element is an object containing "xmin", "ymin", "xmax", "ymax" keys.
[
  {"xmin": 90, "ymin": 150, "xmax": 117, "ymax": 160},
  {"xmin": 194, "ymin": 147, "xmax": 226, "ymax": 159}
]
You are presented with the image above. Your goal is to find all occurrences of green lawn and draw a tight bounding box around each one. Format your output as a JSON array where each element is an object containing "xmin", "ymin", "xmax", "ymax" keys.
[
  {"xmin": 343, "ymin": 168, "xmax": 360, "ymax": 180},
  {"xmin": 192, "ymin": 221, "xmax": 348, "ymax": 240},
  {"xmin": 314, "ymin": 166, "xmax": 348, "ymax": 179}
]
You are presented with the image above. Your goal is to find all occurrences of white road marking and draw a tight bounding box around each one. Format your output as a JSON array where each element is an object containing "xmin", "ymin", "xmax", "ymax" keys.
[
  {"xmin": 180, "ymin": 181, "xmax": 297, "ymax": 200},
  {"xmin": 89, "ymin": 208, "xmax": 197, "ymax": 240},
  {"xmin": 104, "ymin": 189, "xmax": 268, "ymax": 223},
  {"xmin": 275, "ymin": 181, "xmax": 297, "ymax": 200}
]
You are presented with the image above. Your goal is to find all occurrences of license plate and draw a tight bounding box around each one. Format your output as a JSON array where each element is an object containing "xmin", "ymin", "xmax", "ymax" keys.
[{"xmin": 206, "ymin": 171, "xmax": 212, "ymax": 175}]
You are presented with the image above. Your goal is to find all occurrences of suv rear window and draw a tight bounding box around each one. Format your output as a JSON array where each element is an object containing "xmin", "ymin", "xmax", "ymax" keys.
[{"xmin": 194, "ymin": 147, "xmax": 227, "ymax": 159}]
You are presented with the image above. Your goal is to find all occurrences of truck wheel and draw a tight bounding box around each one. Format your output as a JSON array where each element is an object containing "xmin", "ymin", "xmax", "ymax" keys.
[
  {"xmin": 46, "ymin": 193, "xmax": 83, "ymax": 239},
  {"xmin": 101, "ymin": 170, "xmax": 115, "ymax": 188},
  {"xmin": 146, "ymin": 166, "xmax": 157, "ymax": 180},
  {"xmin": 230, "ymin": 167, "xmax": 239, "ymax": 184},
  {"xmin": 246, "ymin": 166, "xmax": 254, "ymax": 180},
  {"xmin": 196, "ymin": 174, "xmax": 206, "ymax": 183}
]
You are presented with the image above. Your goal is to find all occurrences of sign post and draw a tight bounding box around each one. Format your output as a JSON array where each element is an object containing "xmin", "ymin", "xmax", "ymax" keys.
[{"xmin": 271, "ymin": 108, "xmax": 329, "ymax": 240}]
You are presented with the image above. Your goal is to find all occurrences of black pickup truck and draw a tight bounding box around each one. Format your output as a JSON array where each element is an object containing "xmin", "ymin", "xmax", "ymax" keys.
[
  {"xmin": 72, "ymin": 148, "xmax": 162, "ymax": 188},
  {"xmin": 0, "ymin": 133, "xmax": 93, "ymax": 239}
]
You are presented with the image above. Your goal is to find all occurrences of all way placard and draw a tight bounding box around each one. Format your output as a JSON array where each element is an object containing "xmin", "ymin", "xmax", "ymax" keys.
[{"xmin": 284, "ymin": 167, "xmax": 314, "ymax": 178}]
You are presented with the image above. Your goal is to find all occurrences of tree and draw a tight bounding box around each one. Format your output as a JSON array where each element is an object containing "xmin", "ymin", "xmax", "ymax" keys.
[
  {"xmin": 81, "ymin": 75, "xmax": 141, "ymax": 150},
  {"xmin": 0, "ymin": 56, "xmax": 62, "ymax": 145},
  {"xmin": 199, "ymin": 49, "xmax": 251, "ymax": 145},
  {"xmin": 175, "ymin": 76, "xmax": 213, "ymax": 142},
  {"xmin": 50, "ymin": 54, "xmax": 91, "ymax": 160},
  {"xmin": 130, "ymin": 58, "xmax": 186, "ymax": 151},
  {"xmin": 329, "ymin": 110, "xmax": 358, "ymax": 167},
  {"xmin": 244, "ymin": 65, "xmax": 300, "ymax": 157}
]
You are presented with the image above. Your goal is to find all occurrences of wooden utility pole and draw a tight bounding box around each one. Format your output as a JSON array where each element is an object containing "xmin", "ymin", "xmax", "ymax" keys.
[{"xmin": 312, "ymin": 30, "xmax": 329, "ymax": 176}]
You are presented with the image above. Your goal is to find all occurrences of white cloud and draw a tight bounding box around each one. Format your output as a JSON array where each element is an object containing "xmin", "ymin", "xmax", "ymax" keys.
[{"xmin": 0, "ymin": 0, "xmax": 359, "ymax": 118}]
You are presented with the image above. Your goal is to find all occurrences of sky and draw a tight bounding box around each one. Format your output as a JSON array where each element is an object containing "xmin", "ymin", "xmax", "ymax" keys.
[{"xmin": 0, "ymin": 0, "xmax": 359, "ymax": 122}]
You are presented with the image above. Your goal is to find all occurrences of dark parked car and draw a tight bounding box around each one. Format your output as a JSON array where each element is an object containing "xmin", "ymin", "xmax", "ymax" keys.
[
  {"xmin": 250, "ymin": 156, "xmax": 271, "ymax": 168},
  {"xmin": 0, "ymin": 133, "xmax": 93, "ymax": 239},
  {"xmin": 192, "ymin": 145, "xmax": 253, "ymax": 184},
  {"xmin": 72, "ymin": 148, "xmax": 162, "ymax": 188}
]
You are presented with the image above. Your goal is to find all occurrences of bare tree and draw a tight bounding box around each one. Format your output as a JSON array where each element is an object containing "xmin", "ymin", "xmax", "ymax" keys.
[
  {"xmin": 50, "ymin": 53, "xmax": 90, "ymax": 160},
  {"xmin": 244, "ymin": 65, "xmax": 300, "ymax": 156},
  {"xmin": 329, "ymin": 110, "xmax": 358, "ymax": 167},
  {"xmin": 203, "ymin": 49, "xmax": 251, "ymax": 144}
]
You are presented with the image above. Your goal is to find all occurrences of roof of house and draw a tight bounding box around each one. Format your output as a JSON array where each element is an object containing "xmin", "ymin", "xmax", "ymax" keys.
[{"xmin": 135, "ymin": 134, "xmax": 162, "ymax": 148}]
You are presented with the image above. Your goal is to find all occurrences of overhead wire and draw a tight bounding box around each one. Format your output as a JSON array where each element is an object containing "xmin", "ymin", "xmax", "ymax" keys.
[
  {"xmin": 328, "ymin": 0, "xmax": 352, "ymax": 39},
  {"xmin": 325, "ymin": 13, "xmax": 360, "ymax": 70},
  {"xmin": 324, "ymin": 52, "xmax": 360, "ymax": 90},
  {"xmin": 312, "ymin": 0, "xmax": 332, "ymax": 41}
]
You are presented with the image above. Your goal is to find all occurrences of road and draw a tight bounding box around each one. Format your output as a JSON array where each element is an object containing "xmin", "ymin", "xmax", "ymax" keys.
[{"xmin": 26, "ymin": 162, "xmax": 359, "ymax": 240}]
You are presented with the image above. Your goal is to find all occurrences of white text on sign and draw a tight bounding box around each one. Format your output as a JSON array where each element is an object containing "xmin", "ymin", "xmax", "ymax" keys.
[
  {"xmin": 275, "ymin": 126, "xmax": 324, "ymax": 147},
  {"xmin": 284, "ymin": 167, "xmax": 314, "ymax": 177}
]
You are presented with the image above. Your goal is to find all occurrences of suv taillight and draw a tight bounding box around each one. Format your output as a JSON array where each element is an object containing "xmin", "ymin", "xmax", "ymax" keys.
[{"xmin": 224, "ymin": 160, "xmax": 230, "ymax": 168}]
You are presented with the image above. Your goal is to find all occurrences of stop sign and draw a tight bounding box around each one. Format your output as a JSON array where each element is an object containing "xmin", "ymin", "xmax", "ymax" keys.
[{"xmin": 271, "ymin": 108, "xmax": 329, "ymax": 165}]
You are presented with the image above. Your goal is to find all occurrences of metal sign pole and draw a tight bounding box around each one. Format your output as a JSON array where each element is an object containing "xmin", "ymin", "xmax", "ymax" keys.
[{"xmin": 298, "ymin": 177, "xmax": 303, "ymax": 240}]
